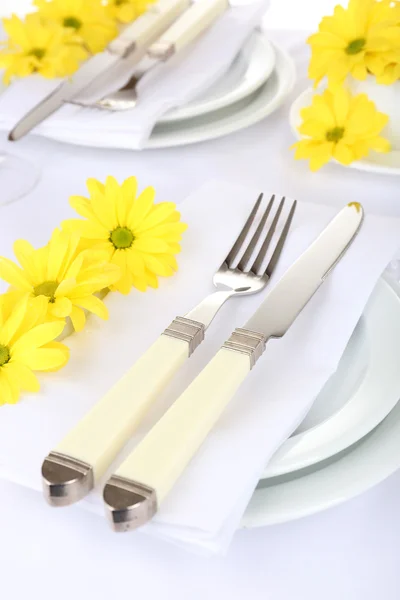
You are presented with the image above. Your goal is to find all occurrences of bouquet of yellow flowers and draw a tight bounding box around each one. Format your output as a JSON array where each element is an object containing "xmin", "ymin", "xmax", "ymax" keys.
[
  {"xmin": 0, "ymin": 176, "xmax": 187, "ymax": 405},
  {"xmin": 0, "ymin": 0, "xmax": 155, "ymax": 84},
  {"xmin": 292, "ymin": 0, "xmax": 400, "ymax": 171}
]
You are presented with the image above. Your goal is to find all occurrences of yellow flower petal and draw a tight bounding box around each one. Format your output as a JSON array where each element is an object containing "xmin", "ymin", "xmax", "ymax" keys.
[
  {"xmin": 72, "ymin": 295, "xmax": 109, "ymax": 320},
  {"xmin": 0, "ymin": 296, "xmax": 29, "ymax": 346},
  {"xmin": 0, "ymin": 373, "xmax": 14, "ymax": 404},
  {"xmin": 12, "ymin": 321, "xmax": 65, "ymax": 356},
  {"xmin": 0, "ymin": 257, "xmax": 32, "ymax": 290},
  {"xmin": 70, "ymin": 306, "xmax": 86, "ymax": 332},
  {"xmin": 128, "ymin": 186, "xmax": 156, "ymax": 228},
  {"xmin": 22, "ymin": 347, "xmax": 69, "ymax": 371},
  {"xmin": 13, "ymin": 239, "xmax": 37, "ymax": 277},
  {"xmin": 333, "ymin": 141, "xmax": 355, "ymax": 164},
  {"xmin": 368, "ymin": 136, "xmax": 391, "ymax": 153},
  {"xmin": 50, "ymin": 297, "xmax": 72, "ymax": 318},
  {"xmin": 4, "ymin": 362, "xmax": 40, "ymax": 392}
]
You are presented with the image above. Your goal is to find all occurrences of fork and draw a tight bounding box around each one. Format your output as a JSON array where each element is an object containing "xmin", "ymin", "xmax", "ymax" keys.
[{"xmin": 41, "ymin": 194, "xmax": 296, "ymax": 507}]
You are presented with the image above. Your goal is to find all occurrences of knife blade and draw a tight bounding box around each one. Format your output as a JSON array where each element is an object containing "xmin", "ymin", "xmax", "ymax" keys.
[
  {"xmin": 8, "ymin": 0, "xmax": 190, "ymax": 141},
  {"xmin": 101, "ymin": 202, "xmax": 364, "ymax": 531},
  {"xmin": 245, "ymin": 201, "xmax": 364, "ymax": 339}
]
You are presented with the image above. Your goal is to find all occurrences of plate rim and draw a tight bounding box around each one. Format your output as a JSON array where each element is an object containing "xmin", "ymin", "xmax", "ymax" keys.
[
  {"xmin": 262, "ymin": 275, "xmax": 400, "ymax": 477},
  {"xmin": 241, "ymin": 275, "xmax": 400, "ymax": 528},
  {"xmin": 290, "ymin": 87, "xmax": 400, "ymax": 176},
  {"xmin": 145, "ymin": 43, "xmax": 296, "ymax": 149},
  {"xmin": 159, "ymin": 31, "xmax": 276, "ymax": 124}
]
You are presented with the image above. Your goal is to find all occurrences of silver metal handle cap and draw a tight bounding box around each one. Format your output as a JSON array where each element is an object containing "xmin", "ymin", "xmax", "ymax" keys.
[
  {"xmin": 103, "ymin": 476, "xmax": 157, "ymax": 532},
  {"xmin": 41, "ymin": 452, "xmax": 94, "ymax": 507}
]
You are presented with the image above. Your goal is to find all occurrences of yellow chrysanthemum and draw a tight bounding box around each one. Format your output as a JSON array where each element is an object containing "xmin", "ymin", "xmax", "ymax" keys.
[
  {"xmin": 0, "ymin": 14, "xmax": 88, "ymax": 84},
  {"xmin": 62, "ymin": 176, "xmax": 188, "ymax": 294},
  {"xmin": 292, "ymin": 87, "xmax": 391, "ymax": 171},
  {"xmin": 34, "ymin": 0, "xmax": 118, "ymax": 54},
  {"xmin": 105, "ymin": 0, "xmax": 156, "ymax": 23},
  {"xmin": 0, "ymin": 296, "xmax": 69, "ymax": 405},
  {"xmin": 307, "ymin": 0, "xmax": 400, "ymax": 87},
  {"xmin": 0, "ymin": 229, "xmax": 120, "ymax": 332}
]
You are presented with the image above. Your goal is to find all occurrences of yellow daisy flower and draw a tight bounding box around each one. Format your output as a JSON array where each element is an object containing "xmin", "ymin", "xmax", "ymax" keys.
[
  {"xmin": 62, "ymin": 176, "xmax": 188, "ymax": 294},
  {"xmin": 292, "ymin": 87, "xmax": 391, "ymax": 171},
  {"xmin": 0, "ymin": 296, "xmax": 69, "ymax": 405},
  {"xmin": 105, "ymin": 0, "xmax": 156, "ymax": 24},
  {"xmin": 34, "ymin": 0, "xmax": 118, "ymax": 54},
  {"xmin": 0, "ymin": 229, "xmax": 120, "ymax": 332},
  {"xmin": 307, "ymin": 0, "xmax": 400, "ymax": 87},
  {"xmin": 0, "ymin": 14, "xmax": 88, "ymax": 84}
]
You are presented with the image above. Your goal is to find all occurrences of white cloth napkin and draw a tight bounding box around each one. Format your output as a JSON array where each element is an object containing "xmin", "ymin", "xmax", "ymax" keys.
[
  {"xmin": 0, "ymin": 1, "xmax": 269, "ymax": 148},
  {"xmin": 0, "ymin": 180, "xmax": 399, "ymax": 555}
]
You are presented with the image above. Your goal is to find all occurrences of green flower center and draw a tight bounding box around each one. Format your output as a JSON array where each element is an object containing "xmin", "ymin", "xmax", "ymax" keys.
[
  {"xmin": 110, "ymin": 227, "xmax": 134, "ymax": 249},
  {"xmin": 63, "ymin": 16, "xmax": 82, "ymax": 29},
  {"xmin": 29, "ymin": 48, "xmax": 46, "ymax": 60},
  {"xmin": 345, "ymin": 38, "xmax": 366, "ymax": 55},
  {"xmin": 326, "ymin": 126, "xmax": 345, "ymax": 143},
  {"xmin": 33, "ymin": 280, "xmax": 59, "ymax": 303},
  {"xmin": 115, "ymin": 0, "xmax": 127, "ymax": 5},
  {"xmin": 0, "ymin": 344, "xmax": 10, "ymax": 367}
]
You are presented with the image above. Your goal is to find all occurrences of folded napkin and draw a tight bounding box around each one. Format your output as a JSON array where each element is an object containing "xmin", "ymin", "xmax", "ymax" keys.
[
  {"xmin": 0, "ymin": 180, "xmax": 399, "ymax": 556},
  {"xmin": 0, "ymin": 1, "xmax": 269, "ymax": 149}
]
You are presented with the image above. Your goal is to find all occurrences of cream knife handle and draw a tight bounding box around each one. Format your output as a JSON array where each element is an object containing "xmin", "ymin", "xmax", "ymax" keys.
[
  {"xmin": 104, "ymin": 347, "xmax": 252, "ymax": 529},
  {"xmin": 108, "ymin": 0, "xmax": 190, "ymax": 57},
  {"xmin": 148, "ymin": 0, "xmax": 229, "ymax": 58}
]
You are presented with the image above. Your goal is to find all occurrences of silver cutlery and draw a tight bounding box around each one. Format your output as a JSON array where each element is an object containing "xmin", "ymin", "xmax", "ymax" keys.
[
  {"xmin": 74, "ymin": 0, "xmax": 229, "ymax": 112},
  {"xmin": 101, "ymin": 203, "xmax": 364, "ymax": 532},
  {"xmin": 41, "ymin": 193, "xmax": 296, "ymax": 507},
  {"xmin": 8, "ymin": 0, "xmax": 190, "ymax": 141}
]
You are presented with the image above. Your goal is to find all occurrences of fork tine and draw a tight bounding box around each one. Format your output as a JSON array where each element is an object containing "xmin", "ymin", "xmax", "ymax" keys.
[
  {"xmin": 264, "ymin": 200, "xmax": 297, "ymax": 278},
  {"xmin": 237, "ymin": 195, "xmax": 275, "ymax": 271},
  {"xmin": 250, "ymin": 197, "xmax": 285, "ymax": 274},
  {"xmin": 225, "ymin": 193, "xmax": 263, "ymax": 267}
]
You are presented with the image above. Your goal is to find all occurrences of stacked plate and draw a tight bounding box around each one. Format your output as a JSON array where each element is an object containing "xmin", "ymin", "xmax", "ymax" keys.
[
  {"xmin": 145, "ymin": 32, "xmax": 296, "ymax": 148},
  {"xmin": 242, "ymin": 274, "xmax": 400, "ymax": 527}
]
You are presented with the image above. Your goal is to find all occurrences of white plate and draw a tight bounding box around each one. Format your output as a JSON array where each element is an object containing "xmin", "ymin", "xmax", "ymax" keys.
[
  {"xmin": 290, "ymin": 88, "xmax": 400, "ymax": 176},
  {"xmin": 42, "ymin": 43, "xmax": 295, "ymax": 150},
  {"xmin": 160, "ymin": 32, "xmax": 275, "ymax": 123},
  {"xmin": 262, "ymin": 276, "xmax": 400, "ymax": 477},
  {"xmin": 241, "ymin": 276, "xmax": 400, "ymax": 527},
  {"xmin": 146, "ymin": 44, "xmax": 295, "ymax": 148},
  {"xmin": 243, "ymin": 399, "xmax": 400, "ymax": 527}
]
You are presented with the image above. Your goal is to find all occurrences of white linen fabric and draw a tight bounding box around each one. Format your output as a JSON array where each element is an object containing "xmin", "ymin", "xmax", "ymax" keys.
[
  {"xmin": 0, "ymin": 0, "xmax": 269, "ymax": 148},
  {"xmin": 0, "ymin": 180, "xmax": 399, "ymax": 555}
]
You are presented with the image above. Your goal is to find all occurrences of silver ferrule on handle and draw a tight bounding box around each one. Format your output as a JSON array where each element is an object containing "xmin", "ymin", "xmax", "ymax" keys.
[
  {"xmin": 41, "ymin": 451, "xmax": 94, "ymax": 507},
  {"xmin": 162, "ymin": 316, "xmax": 205, "ymax": 356},
  {"xmin": 108, "ymin": 38, "xmax": 137, "ymax": 58},
  {"xmin": 223, "ymin": 328, "xmax": 268, "ymax": 369},
  {"xmin": 104, "ymin": 475, "xmax": 157, "ymax": 532},
  {"xmin": 147, "ymin": 40, "xmax": 175, "ymax": 60}
]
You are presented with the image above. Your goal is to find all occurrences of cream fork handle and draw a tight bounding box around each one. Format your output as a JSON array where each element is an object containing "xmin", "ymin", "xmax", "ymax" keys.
[{"xmin": 42, "ymin": 334, "xmax": 191, "ymax": 506}]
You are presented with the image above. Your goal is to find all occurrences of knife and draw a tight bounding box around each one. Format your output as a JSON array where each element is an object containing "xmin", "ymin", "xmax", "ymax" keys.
[
  {"xmin": 101, "ymin": 202, "xmax": 364, "ymax": 531},
  {"xmin": 8, "ymin": 0, "xmax": 190, "ymax": 141}
]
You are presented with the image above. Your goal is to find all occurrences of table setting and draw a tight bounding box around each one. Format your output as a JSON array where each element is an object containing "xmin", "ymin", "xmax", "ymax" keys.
[{"xmin": 0, "ymin": 0, "xmax": 399, "ymax": 567}]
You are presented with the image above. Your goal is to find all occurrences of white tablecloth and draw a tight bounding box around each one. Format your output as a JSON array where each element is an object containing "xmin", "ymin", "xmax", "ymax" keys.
[{"xmin": 0, "ymin": 29, "xmax": 399, "ymax": 598}]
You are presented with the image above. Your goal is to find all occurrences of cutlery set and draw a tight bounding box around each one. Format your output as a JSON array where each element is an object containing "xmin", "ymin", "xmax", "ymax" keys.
[
  {"xmin": 41, "ymin": 198, "xmax": 363, "ymax": 532},
  {"xmin": 9, "ymin": 0, "xmax": 230, "ymax": 141}
]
